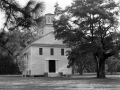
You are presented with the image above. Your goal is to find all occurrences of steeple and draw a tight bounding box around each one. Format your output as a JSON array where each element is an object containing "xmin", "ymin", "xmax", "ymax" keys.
[
  {"xmin": 45, "ymin": 13, "xmax": 55, "ymax": 25},
  {"xmin": 42, "ymin": 13, "xmax": 55, "ymax": 35}
]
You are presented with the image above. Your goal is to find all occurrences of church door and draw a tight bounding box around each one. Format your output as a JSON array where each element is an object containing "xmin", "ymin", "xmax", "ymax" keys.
[{"xmin": 49, "ymin": 60, "xmax": 56, "ymax": 73}]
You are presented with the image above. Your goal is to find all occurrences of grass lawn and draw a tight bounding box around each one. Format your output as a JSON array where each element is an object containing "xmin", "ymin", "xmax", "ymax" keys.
[{"xmin": 0, "ymin": 74, "xmax": 120, "ymax": 90}]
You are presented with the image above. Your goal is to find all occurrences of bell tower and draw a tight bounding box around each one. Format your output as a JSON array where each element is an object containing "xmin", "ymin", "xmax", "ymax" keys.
[
  {"xmin": 42, "ymin": 13, "xmax": 55, "ymax": 35},
  {"xmin": 45, "ymin": 13, "xmax": 54, "ymax": 25}
]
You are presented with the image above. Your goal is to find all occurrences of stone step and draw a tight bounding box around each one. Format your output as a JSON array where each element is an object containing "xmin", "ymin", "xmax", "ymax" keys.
[{"xmin": 48, "ymin": 73, "xmax": 60, "ymax": 77}]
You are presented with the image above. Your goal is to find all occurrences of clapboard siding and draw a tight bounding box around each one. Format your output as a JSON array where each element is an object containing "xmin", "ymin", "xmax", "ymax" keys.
[
  {"xmin": 31, "ymin": 46, "xmax": 70, "ymax": 57},
  {"xmin": 30, "ymin": 46, "xmax": 70, "ymax": 75},
  {"xmin": 21, "ymin": 14, "xmax": 72, "ymax": 76},
  {"xmin": 23, "ymin": 47, "xmax": 31, "ymax": 70}
]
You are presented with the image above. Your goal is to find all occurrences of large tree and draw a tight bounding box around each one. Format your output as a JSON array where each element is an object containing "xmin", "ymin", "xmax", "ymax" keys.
[
  {"xmin": 53, "ymin": 0, "xmax": 120, "ymax": 78},
  {"xmin": 0, "ymin": 0, "xmax": 44, "ymax": 31},
  {"xmin": 0, "ymin": 0, "xmax": 44, "ymax": 57},
  {"xmin": 0, "ymin": 0, "xmax": 45, "ymax": 73}
]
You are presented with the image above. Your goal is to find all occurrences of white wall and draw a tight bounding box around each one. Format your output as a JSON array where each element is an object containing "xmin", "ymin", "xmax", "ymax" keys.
[{"xmin": 30, "ymin": 46, "xmax": 70, "ymax": 75}]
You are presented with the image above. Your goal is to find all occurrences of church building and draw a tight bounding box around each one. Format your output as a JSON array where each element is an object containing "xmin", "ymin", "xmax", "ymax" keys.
[{"xmin": 21, "ymin": 14, "xmax": 72, "ymax": 77}]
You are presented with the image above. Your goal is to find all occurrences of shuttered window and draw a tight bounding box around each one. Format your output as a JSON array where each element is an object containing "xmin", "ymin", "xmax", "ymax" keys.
[
  {"xmin": 61, "ymin": 49, "xmax": 64, "ymax": 56},
  {"xmin": 50, "ymin": 48, "xmax": 54, "ymax": 55},
  {"xmin": 39, "ymin": 48, "xmax": 43, "ymax": 55}
]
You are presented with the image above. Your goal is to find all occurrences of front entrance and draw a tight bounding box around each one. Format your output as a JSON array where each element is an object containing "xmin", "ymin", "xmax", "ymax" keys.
[{"xmin": 49, "ymin": 60, "xmax": 56, "ymax": 73}]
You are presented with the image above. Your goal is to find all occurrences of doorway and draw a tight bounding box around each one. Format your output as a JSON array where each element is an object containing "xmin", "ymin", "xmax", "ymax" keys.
[{"xmin": 49, "ymin": 60, "xmax": 56, "ymax": 73}]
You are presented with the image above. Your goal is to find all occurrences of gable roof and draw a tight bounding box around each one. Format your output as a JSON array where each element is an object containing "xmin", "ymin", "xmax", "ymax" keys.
[
  {"xmin": 22, "ymin": 32, "xmax": 67, "ymax": 53},
  {"xmin": 32, "ymin": 32, "xmax": 63, "ymax": 45}
]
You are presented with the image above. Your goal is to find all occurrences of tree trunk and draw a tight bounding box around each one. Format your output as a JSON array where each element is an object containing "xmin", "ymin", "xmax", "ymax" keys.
[
  {"xmin": 96, "ymin": 57, "xmax": 106, "ymax": 78},
  {"xmin": 93, "ymin": 54, "xmax": 100, "ymax": 77},
  {"xmin": 94, "ymin": 53, "xmax": 106, "ymax": 78},
  {"xmin": 110, "ymin": 72, "xmax": 113, "ymax": 75},
  {"xmin": 78, "ymin": 66, "xmax": 83, "ymax": 75},
  {"xmin": 94, "ymin": 50, "xmax": 113, "ymax": 78},
  {"xmin": 96, "ymin": 62, "xmax": 99, "ymax": 77},
  {"xmin": 79, "ymin": 69, "xmax": 83, "ymax": 75}
]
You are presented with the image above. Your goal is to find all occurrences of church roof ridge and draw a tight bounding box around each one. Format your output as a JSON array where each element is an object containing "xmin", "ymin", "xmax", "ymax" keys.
[
  {"xmin": 45, "ymin": 13, "xmax": 54, "ymax": 15},
  {"xmin": 32, "ymin": 31, "xmax": 54, "ymax": 44},
  {"xmin": 21, "ymin": 32, "xmax": 54, "ymax": 53}
]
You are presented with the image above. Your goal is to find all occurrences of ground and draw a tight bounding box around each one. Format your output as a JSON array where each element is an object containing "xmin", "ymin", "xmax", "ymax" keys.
[{"xmin": 0, "ymin": 74, "xmax": 120, "ymax": 90}]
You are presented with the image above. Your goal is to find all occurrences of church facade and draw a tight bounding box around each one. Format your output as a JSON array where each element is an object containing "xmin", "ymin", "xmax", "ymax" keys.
[{"xmin": 21, "ymin": 14, "xmax": 72, "ymax": 77}]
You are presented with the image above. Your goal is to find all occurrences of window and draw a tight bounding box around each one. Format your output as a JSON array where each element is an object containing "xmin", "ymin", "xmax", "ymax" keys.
[
  {"xmin": 50, "ymin": 48, "xmax": 54, "ymax": 55},
  {"xmin": 47, "ymin": 16, "xmax": 51, "ymax": 23},
  {"xmin": 46, "ymin": 16, "xmax": 54, "ymax": 24},
  {"xmin": 39, "ymin": 48, "xmax": 43, "ymax": 55},
  {"xmin": 61, "ymin": 49, "xmax": 64, "ymax": 56}
]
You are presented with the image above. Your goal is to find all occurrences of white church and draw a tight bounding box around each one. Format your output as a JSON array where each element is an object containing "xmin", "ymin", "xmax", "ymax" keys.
[{"xmin": 21, "ymin": 14, "xmax": 72, "ymax": 77}]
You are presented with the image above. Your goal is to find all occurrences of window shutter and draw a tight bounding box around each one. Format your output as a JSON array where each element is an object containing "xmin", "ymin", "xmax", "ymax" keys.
[
  {"xmin": 50, "ymin": 48, "xmax": 54, "ymax": 55},
  {"xmin": 61, "ymin": 49, "xmax": 64, "ymax": 56},
  {"xmin": 39, "ymin": 48, "xmax": 43, "ymax": 55}
]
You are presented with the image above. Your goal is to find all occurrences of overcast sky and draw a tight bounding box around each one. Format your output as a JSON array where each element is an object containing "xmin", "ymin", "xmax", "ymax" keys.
[{"xmin": 16, "ymin": 0, "xmax": 72, "ymax": 14}]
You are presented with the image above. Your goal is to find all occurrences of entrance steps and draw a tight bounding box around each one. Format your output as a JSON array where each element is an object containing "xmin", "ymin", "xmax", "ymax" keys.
[{"xmin": 48, "ymin": 73, "xmax": 60, "ymax": 77}]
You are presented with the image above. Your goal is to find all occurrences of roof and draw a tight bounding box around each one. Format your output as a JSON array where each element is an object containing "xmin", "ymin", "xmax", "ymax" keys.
[
  {"xmin": 45, "ymin": 13, "xmax": 54, "ymax": 15},
  {"xmin": 32, "ymin": 32, "xmax": 63, "ymax": 45},
  {"xmin": 22, "ymin": 32, "xmax": 68, "ymax": 53}
]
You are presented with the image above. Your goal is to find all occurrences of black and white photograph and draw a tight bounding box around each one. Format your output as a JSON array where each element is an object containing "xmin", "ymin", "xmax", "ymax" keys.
[{"xmin": 0, "ymin": 0, "xmax": 120, "ymax": 89}]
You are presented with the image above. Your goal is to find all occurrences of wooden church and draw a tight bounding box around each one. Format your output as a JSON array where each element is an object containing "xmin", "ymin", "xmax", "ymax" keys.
[{"xmin": 21, "ymin": 14, "xmax": 72, "ymax": 77}]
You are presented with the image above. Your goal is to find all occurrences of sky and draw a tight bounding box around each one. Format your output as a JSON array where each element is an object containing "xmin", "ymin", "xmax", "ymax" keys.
[
  {"xmin": 0, "ymin": 0, "xmax": 72, "ymax": 28},
  {"xmin": 0, "ymin": 0, "xmax": 119, "ymax": 29},
  {"xmin": 16, "ymin": 0, "xmax": 72, "ymax": 14},
  {"xmin": 14, "ymin": 0, "xmax": 120, "ymax": 13}
]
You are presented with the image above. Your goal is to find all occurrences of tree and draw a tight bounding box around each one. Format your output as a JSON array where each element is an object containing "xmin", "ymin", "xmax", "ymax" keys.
[
  {"xmin": 0, "ymin": 0, "xmax": 44, "ymax": 54},
  {"xmin": 106, "ymin": 56, "xmax": 120, "ymax": 74},
  {"xmin": 0, "ymin": 55, "xmax": 21, "ymax": 75},
  {"xmin": 53, "ymin": 0, "xmax": 120, "ymax": 78},
  {"xmin": 0, "ymin": 0, "xmax": 44, "ymax": 31},
  {"xmin": 0, "ymin": 0, "xmax": 44, "ymax": 56},
  {"xmin": 67, "ymin": 48, "xmax": 95, "ymax": 75},
  {"xmin": 0, "ymin": 27, "xmax": 42, "ymax": 74},
  {"xmin": 0, "ymin": 0, "xmax": 45, "ymax": 73}
]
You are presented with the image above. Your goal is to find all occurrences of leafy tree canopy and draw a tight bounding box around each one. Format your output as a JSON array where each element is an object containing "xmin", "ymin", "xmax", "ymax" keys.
[
  {"xmin": 53, "ymin": 0, "xmax": 120, "ymax": 78},
  {"xmin": 0, "ymin": 0, "xmax": 45, "ymax": 31},
  {"xmin": 0, "ymin": 0, "xmax": 45, "ymax": 74},
  {"xmin": 0, "ymin": 0, "xmax": 45, "ymax": 56}
]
